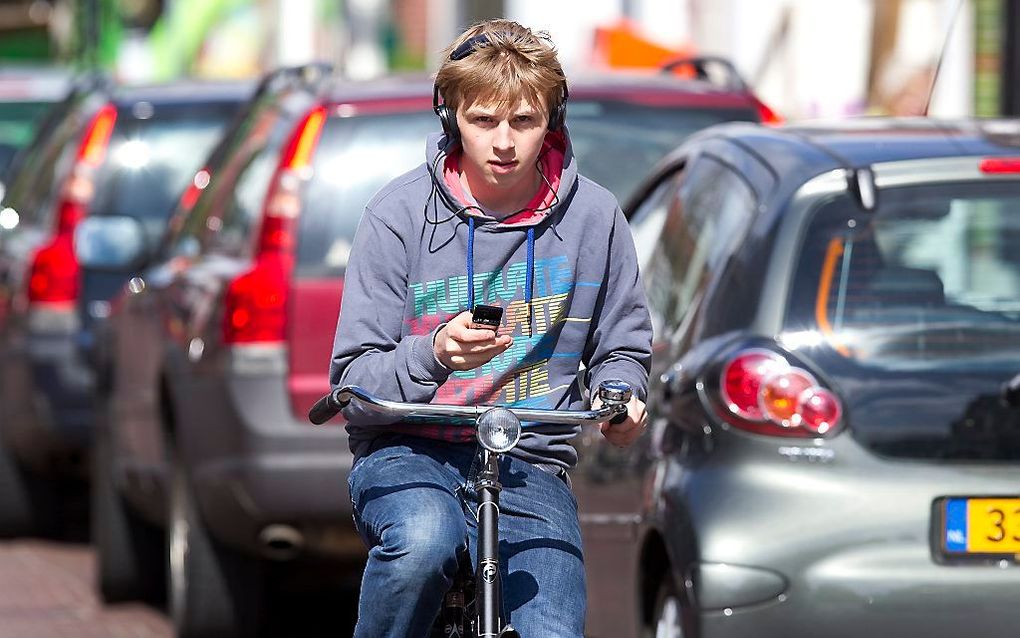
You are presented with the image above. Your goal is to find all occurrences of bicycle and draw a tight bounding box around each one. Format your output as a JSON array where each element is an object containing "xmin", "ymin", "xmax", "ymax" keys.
[{"xmin": 308, "ymin": 380, "xmax": 633, "ymax": 638}]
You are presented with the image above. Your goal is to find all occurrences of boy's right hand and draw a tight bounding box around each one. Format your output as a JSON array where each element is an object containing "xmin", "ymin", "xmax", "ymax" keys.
[{"xmin": 433, "ymin": 311, "xmax": 513, "ymax": 371}]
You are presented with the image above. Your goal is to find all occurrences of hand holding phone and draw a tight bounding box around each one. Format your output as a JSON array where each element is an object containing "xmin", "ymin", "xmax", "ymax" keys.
[{"xmin": 471, "ymin": 304, "xmax": 503, "ymax": 332}]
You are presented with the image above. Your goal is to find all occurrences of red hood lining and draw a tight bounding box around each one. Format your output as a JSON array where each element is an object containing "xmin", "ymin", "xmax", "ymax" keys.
[{"xmin": 442, "ymin": 130, "xmax": 565, "ymax": 227}]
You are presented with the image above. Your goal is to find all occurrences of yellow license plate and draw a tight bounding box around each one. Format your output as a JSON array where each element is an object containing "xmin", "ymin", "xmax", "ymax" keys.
[{"xmin": 944, "ymin": 498, "xmax": 1020, "ymax": 554}]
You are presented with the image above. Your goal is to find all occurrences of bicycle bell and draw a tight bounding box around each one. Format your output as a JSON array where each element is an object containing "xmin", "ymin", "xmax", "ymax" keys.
[{"xmin": 597, "ymin": 379, "xmax": 633, "ymax": 404}]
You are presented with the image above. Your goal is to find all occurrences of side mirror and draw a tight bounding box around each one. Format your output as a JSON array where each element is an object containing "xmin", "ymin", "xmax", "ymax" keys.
[{"xmin": 74, "ymin": 215, "xmax": 149, "ymax": 271}]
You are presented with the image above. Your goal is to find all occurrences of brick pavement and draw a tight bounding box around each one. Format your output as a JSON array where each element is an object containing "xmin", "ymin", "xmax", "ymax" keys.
[{"xmin": 0, "ymin": 539, "xmax": 171, "ymax": 638}]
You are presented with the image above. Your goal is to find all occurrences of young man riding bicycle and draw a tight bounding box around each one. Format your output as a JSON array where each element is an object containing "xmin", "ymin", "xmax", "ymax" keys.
[{"xmin": 330, "ymin": 19, "xmax": 652, "ymax": 637}]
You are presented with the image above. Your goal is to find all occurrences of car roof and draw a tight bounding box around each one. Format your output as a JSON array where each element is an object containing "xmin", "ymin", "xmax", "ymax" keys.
[
  {"xmin": 322, "ymin": 70, "xmax": 760, "ymax": 110},
  {"xmin": 112, "ymin": 79, "xmax": 257, "ymax": 107},
  {"xmin": 680, "ymin": 117, "xmax": 1020, "ymax": 172}
]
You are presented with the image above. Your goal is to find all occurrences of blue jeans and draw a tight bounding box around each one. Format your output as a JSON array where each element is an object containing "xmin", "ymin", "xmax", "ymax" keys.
[{"xmin": 347, "ymin": 436, "xmax": 586, "ymax": 637}]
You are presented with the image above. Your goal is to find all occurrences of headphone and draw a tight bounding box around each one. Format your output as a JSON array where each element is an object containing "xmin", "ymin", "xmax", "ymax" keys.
[{"xmin": 432, "ymin": 32, "xmax": 568, "ymax": 145}]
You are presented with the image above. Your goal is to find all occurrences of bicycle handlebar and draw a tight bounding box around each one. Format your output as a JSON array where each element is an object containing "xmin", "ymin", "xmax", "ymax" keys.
[{"xmin": 308, "ymin": 383, "xmax": 631, "ymax": 426}]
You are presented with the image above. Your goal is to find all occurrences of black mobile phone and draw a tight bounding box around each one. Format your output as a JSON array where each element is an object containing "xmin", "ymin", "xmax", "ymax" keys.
[{"xmin": 471, "ymin": 304, "xmax": 503, "ymax": 330}]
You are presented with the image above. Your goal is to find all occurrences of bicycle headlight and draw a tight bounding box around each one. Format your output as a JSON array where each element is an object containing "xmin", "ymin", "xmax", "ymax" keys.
[{"xmin": 476, "ymin": 407, "xmax": 521, "ymax": 453}]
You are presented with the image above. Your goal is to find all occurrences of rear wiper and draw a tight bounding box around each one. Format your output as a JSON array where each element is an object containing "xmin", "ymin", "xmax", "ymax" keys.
[{"xmin": 1003, "ymin": 372, "xmax": 1020, "ymax": 408}]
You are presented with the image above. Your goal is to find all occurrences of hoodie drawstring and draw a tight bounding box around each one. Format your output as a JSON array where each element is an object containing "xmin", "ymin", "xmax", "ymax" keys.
[
  {"xmin": 467, "ymin": 216, "xmax": 476, "ymax": 308},
  {"xmin": 525, "ymin": 227, "xmax": 535, "ymax": 336},
  {"xmin": 465, "ymin": 219, "xmax": 535, "ymax": 337}
]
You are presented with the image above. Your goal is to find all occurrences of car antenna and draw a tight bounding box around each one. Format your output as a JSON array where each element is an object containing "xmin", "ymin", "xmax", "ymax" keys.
[{"xmin": 923, "ymin": 0, "xmax": 966, "ymax": 117}]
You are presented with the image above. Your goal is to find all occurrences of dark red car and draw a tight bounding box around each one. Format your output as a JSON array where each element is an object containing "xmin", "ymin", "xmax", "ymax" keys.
[{"xmin": 82, "ymin": 61, "xmax": 773, "ymax": 636}]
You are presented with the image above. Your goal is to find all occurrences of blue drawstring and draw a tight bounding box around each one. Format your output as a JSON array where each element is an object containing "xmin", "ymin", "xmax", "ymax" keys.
[
  {"xmin": 467, "ymin": 216, "xmax": 475, "ymax": 308},
  {"xmin": 525, "ymin": 227, "xmax": 535, "ymax": 336}
]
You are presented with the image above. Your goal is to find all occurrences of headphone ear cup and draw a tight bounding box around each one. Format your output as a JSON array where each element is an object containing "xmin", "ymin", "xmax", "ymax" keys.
[
  {"xmin": 437, "ymin": 105, "xmax": 460, "ymax": 144},
  {"xmin": 548, "ymin": 102, "xmax": 566, "ymax": 132}
]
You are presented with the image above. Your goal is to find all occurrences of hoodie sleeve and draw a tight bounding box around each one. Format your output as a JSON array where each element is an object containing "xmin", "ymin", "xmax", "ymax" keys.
[
  {"xmin": 583, "ymin": 206, "xmax": 653, "ymax": 403},
  {"xmin": 329, "ymin": 208, "xmax": 452, "ymax": 423}
]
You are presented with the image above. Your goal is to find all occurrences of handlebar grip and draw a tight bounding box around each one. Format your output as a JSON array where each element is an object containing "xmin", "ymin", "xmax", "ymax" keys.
[{"xmin": 308, "ymin": 390, "xmax": 345, "ymax": 425}]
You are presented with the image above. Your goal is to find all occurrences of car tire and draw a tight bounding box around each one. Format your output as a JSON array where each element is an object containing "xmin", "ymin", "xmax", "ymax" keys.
[
  {"xmin": 0, "ymin": 434, "xmax": 52, "ymax": 537},
  {"xmin": 91, "ymin": 418, "xmax": 165, "ymax": 604},
  {"xmin": 168, "ymin": 447, "xmax": 264, "ymax": 638},
  {"xmin": 649, "ymin": 572, "xmax": 690, "ymax": 638}
]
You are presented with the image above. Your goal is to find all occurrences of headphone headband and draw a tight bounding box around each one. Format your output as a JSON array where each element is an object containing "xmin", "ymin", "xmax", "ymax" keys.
[{"xmin": 433, "ymin": 32, "xmax": 568, "ymax": 143}]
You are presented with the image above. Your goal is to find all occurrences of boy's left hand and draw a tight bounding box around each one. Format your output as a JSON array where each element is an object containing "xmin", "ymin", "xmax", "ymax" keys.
[{"xmin": 592, "ymin": 395, "xmax": 648, "ymax": 448}]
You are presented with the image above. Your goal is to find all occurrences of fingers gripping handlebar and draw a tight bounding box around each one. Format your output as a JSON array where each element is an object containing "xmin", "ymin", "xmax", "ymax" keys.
[{"xmin": 307, "ymin": 380, "xmax": 633, "ymax": 427}]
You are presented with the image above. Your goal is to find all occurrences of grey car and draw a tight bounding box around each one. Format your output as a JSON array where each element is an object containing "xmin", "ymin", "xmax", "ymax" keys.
[
  {"xmin": 571, "ymin": 118, "xmax": 1020, "ymax": 637},
  {"xmin": 0, "ymin": 78, "xmax": 249, "ymax": 535}
]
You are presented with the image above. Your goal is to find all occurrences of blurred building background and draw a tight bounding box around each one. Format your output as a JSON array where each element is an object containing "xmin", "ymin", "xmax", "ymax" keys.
[{"xmin": 0, "ymin": 0, "xmax": 1018, "ymax": 119}]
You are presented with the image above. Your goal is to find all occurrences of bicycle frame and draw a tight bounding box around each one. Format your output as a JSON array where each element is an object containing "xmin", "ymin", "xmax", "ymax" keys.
[{"xmin": 309, "ymin": 381, "xmax": 631, "ymax": 636}]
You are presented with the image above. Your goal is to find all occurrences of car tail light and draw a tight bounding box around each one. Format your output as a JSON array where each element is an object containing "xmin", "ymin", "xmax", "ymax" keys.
[
  {"xmin": 796, "ymin": 387, "xmax": 842, "ymax": 435},
  {"xmin": 759, "ymin": 368, "xmax": 816, "ymax": 427},
  {"xmin": 978, "ymin": 158, "xmax": 1020, "ymax": 174},
  {"xmin": 222, "ymin": 106, "xmax": 326, "ymax": 344},
  {"xmin": 751, "ymin": 96, "xmax": 784, "ymax": 125},
  {"xmin": 27, "ymin": 104, "xmax": 117, "ymax": 305},
  {"xmin": 718, "ymin": 348, "xmax": 843, "ymax": 437},
  {"xmin": 27, "ymin": 234, "xmax": 79, "ymax": 305},
  {"xmin": 721, "ymin": 350, "xmax": 785, "ymax": 421}
]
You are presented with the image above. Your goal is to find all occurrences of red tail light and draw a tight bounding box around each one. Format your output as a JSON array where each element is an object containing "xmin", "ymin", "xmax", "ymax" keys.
[
  {"xmin": 222, "ymin": 106, "xmax": 326, "ymax": 344},
  {"xmin": 751, "ymin": 96, "xmax": 784, "ymax": 125},
  {"xmin": 718, "ymin": 348, "xmax": 843, "ymax": 437},
  {"xmin": 979, "ymin": 158, "xmax": 1020, "ymax": 174},
  {"xmin": 27, "ymin": 104, "xmax": 117, "ymax": 305},
  {"xmin": 27, "ymin": 234, "xmax": 79, "ymax": 305}
]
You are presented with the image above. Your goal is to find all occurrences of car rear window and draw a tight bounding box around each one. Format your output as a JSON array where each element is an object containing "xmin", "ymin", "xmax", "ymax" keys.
[
  {"xmin": 91, "ymin": 102, "xmax": 238, "ymax": 228},
  {"xmin": 0, "ymin": 101, "xmax": 53, "ymax": 171},
  {"xmin": 784, "ymin": 181, "xmax": 1020, "ymax": 460},
  {"xmin": 295, "ymin": 109, "xmax": 437, "ymax": 277},
  {"xmin": 567, "ymin": 100, "xmax": 756, "ymax": 203}
]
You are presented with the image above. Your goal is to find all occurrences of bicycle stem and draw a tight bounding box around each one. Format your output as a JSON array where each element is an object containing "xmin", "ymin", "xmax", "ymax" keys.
[{"xmin": 475, "ymin": 448, "xmax": 504, "ymax": 636}]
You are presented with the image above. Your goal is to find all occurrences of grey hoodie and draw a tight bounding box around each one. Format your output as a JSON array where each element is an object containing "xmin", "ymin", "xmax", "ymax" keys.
[{"xmin": 329, "ymin": 129, "xmax": 652, "ymax": 470}]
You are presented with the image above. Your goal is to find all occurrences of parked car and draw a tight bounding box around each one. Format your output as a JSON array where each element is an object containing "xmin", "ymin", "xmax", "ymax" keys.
[
  {"xmin": 571, "ymin": 117, "xmax": 1020, "ymax": 637},
  {"xmin": 82, "ymin": 62, "xmax": 775, "ymax": 637},
  {"xmin": 0, "ymin": 77, "xmax": 251, "ymax": 536},
  {"xmin": 0, "ymin": 66, "xmax": 76, "ymax": 181}
]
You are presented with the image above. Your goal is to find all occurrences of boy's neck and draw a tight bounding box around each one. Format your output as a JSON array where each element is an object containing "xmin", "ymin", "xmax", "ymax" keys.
[{"xmin": 459, "ymin": 169, "xmax": 542, "ymax": 219}]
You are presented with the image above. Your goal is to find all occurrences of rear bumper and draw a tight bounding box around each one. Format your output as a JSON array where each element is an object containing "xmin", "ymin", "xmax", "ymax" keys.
[
  {"xmin": 697, "ymin": 550, "xmax": 1019, "ymax": 638},
  {"xmin": 192, "ymin": 449, "xmax": 362, "ymax": 561},
  {"xmin": 664, "ymin": 430, "xmax": 1020, "ymax": 638},
  {"xmin": 172, "ymin": 350, "xmax": 360, "ymax": 562},
  {"xmin": 0, "ymin": 325, "xmax": 94, "ymax": 474}
]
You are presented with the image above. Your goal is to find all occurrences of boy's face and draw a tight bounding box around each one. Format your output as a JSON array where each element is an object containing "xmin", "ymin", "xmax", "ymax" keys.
[{"xmin": 455, "ymin": 96, "xmax": 549, "ymax": 203}]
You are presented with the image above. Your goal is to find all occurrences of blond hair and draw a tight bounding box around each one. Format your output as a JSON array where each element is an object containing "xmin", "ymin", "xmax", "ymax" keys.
[{"xmin": 434, "ymin": 20, "xmax": 566, "ymax": 118}]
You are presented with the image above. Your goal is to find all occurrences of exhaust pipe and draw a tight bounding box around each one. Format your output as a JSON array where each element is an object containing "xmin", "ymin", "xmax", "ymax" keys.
[{"xmin": 258, "ymin": 524, "xmax": 305, "ymax": 560}]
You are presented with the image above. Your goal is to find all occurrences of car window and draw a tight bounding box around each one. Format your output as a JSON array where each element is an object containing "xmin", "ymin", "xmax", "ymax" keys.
[
  {"xmin": 0, "ymin": 94, "xmax": 96, "ymax": 227},
  {"xmin": 90, "ymin": 102, "xmax": 237, "ymax": 241},
  {"xmin": 783, "ymin": 180, "xmax": 1020, "ymax": 460},
  {"xmin": 787, "ymin": 182, "xmax": 1020, "ymax": 369},
  {"xmin": 628, "ymin": 169, "xmax": 681, "ymax": 271},
  {"xmin": 642, "ymin": 156, "xmax": 757, "ymax": 338},
  {"xmin": 294, "ymin": 109, "xmax": 437, "ymax": 278},
  {"xmin": 566, "ymin": 100, "xmax": 755, "ymax": 204},
  {"xmin": 0, "ymin": 101, "xmax": 53, "ymax": 173},
  {"xmin": 168, "ymin": 99, "xmax": 288, "ymax": 259}
]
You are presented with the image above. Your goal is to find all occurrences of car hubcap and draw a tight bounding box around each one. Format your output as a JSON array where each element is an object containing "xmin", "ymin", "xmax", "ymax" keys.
[{"xmin": 655, "ymin": 594, "xmax": 683, "ymax": 638}]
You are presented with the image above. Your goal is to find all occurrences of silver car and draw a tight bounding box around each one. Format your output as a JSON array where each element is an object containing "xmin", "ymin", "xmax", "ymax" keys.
[{"xmin": 572, "ymin": 118, "xmax": 1020, "ymax": 638}]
